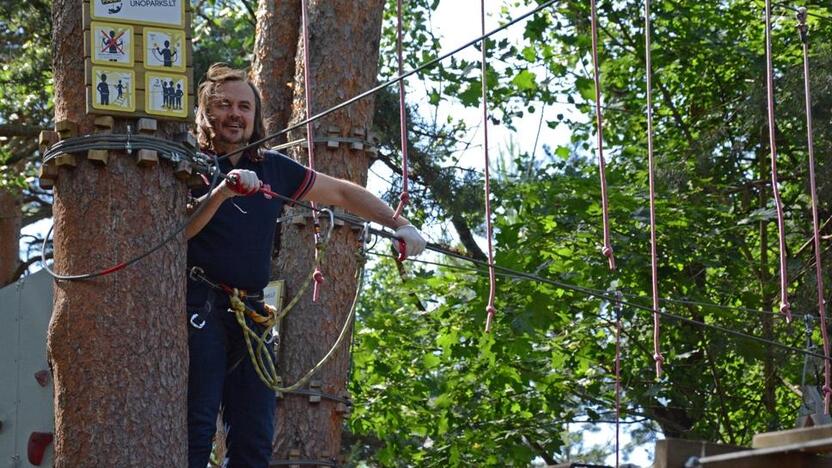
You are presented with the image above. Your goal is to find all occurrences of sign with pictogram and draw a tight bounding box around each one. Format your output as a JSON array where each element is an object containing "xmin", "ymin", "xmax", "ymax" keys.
[
  {"xmin": 91, "ymin": 0, "xmax": 184, "ymax": 28},
  {"xmin": 145, "ymin": 72, "xmax": 187, "ymax": 118},
  {"xmin": 91, "ymin": 66, "xmax": 136, "ymax": 112},
  {"xmin": 144, "ymin": 27, "xmax": 185, "ymax": 71},
  {"xmin": 84, "ymin": 0, "xmax": 193, "ymax": 121},
  {"xmin": 91, "ymin": 22, "xmax": 134, "ymax": 67}
]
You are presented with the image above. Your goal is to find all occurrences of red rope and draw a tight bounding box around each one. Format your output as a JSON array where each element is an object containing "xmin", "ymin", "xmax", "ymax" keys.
[
  {"xmin": 764, "ymin": 0, "xmax": 791, "ymax": 322},
  {"xmin": 300, "ymin": 0, "xmax": 324, "ymax": 302},
  {"xmin": 797, "ymin": 8, "xmax": 831, "ymax": 413},
  {"xmin": 480, "ymin": 0, "xmax": 497, "ymax": 332},
  {"xmin": 644, "ymin": 0, "xmax": 664, "ymax": 379},
  {"xmin": 589, "ymin": 0, "xmax": 615, "ymax": 272},
  {"xmin": 392, "ymin": 0, "xmax": 410, "ymax": 220},
  {"xmin": 614, "ymin": 291, "xmax": 623, "ymax": 468}
]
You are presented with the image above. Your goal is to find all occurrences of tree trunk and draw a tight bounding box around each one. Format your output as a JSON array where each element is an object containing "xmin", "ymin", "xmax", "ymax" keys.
[
  {"xmin": 253, "ymin": 0, "xmax": 384, "ymax": 463},
  {"xmin": 48, "ymin": 1, "xmax": 188, "ymax": 465},
  {"xmin": 0, "ymin": 190, "xmax": 21, "ymax": 286},
  {"xmin": 252, "ymin": 0, "xmax": 301, "ymax": 140}
]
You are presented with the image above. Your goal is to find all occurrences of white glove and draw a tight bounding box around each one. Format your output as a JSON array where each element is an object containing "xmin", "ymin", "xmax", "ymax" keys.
[
  {"xmin": 394, "ymin": 224, "xmax": 426, "ymax": 259},
  {"xmin": 224, "ymin": 169, "xmax": 260, "ymax": 196}
]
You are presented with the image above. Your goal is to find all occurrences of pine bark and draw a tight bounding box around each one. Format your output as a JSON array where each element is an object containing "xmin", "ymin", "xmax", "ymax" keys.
[
  {"xmin": 0, "ymin": 190, "xmax": 21, "ymax": 286},
  {"xmin": 253, "ymin": 0, "xmax": 385, "ymax": 462},
  {"xmin": 48, "ymin": 1, "xmax": 188, "ymax": 465}
]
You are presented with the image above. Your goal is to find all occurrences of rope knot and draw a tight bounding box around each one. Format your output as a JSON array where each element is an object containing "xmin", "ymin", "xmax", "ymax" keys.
[{"xmin": 780, "ymin": 301, "xmax": 792, "ymax": 322}]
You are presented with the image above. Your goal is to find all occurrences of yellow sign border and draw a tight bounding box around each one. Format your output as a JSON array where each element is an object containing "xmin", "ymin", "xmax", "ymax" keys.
[
  {"xmin": 145, "ymin": 72, "xmax": 188, "ymax": 118},
  {"xmin": 90, "ymin": 21, "xmax": 135, "ymax": 68},
  {"xmin": 143, "ymin": 26, "xmax": 187, "ymax": 72},
  {"xmin": 91, "ymin": 66, "xmax": 137, "ymax": 112},
  {"xmin": 90, "ymin": 0, "xmax": 185, "ymax": 28}
]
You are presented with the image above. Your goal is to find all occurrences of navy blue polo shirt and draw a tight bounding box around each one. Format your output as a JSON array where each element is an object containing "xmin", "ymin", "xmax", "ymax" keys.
[{"xmin": 187, "ymin": 149, "xmax": 315, "ymax": 294}]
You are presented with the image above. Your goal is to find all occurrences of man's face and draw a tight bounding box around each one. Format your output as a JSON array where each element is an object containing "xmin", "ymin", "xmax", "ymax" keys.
[{"xmin": 209, "ymin": 80, "xmax": 256, "ymax": 152}]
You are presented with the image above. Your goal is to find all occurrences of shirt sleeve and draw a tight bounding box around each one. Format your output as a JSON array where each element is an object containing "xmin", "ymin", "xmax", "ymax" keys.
[{"xmin": 266, "ymin": 150, "xmax": 316, "ymax": 205}]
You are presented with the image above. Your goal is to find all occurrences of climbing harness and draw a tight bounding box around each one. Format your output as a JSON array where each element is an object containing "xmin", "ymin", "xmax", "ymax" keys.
[
  {"xmin": 480, "ymin": 0, "xmax": 498, "ymax": 333},
  {"xmin": 589, "ymin": 0, "xmax": 616, "ymax": 272},
  {"xmin": 188, "ymin": 205, "xmax": 341, "ymax": 392},
  {"xmin": 644, "ymin": 0, "xmax": 664, "ymax": 379},
  {"xmin": 763, "ymin": 0, "xmax": 792, "ymax": 322},
  {"xmin": 299, "ymin": 0, "xmax": 326, "ymax": 303},
  {"xmin": 796, "ymin": 7, "xmax": 831, "ymax": 413},
  {"xmin": 391, "ymin": 0, "xmax": 411, "ymax": 220}
]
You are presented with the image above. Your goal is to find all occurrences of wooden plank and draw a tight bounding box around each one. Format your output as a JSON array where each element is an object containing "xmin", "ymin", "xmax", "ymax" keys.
[
  {"xmin": 695, "ymin": 437, "xmax": 832, "ymax": 467},
  {"xmin": 753, "ymin": 425, "xmax": 832, "ymax": 449},
  {"xmin": 653, "ymin": 438, "xmax": 747, "ymax": 468}
]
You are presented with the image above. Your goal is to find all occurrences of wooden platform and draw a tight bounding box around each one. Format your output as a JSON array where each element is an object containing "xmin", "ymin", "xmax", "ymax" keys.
[{"xmin": 691, "ymin": 425, "xmax": 832, "ymax": 467}]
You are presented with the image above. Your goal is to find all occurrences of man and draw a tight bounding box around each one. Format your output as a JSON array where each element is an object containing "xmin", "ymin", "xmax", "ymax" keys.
[{"xmin": 185, "ymin": 63, "xmax": 426, "ymax": 468}]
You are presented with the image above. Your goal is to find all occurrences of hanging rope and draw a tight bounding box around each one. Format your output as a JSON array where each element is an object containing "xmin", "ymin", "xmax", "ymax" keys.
[
  {"xmin": 797, "ymin": 7, "xmax": 831, "ymax": 413},
  {"xmin": 644, "ymin": 0, "xmax": 664, "ymax": 380},
  {"xmin": 763, "ymin": 0, "xmax": 792, "ymax": 322},
  {"xmin": 614, "ymin": 290, "xmax": 623, "ymax": 468},
  {"xmin": 392, "ymin": 0, "xmax": 410, "ymax": 220},
  {"xmin": 589, "ymin": 0, "xmax": 616, "ymax": 271},
  {"xmin": 480, "ymin": 0, "xmax": 498, "ymax": 332},
  {"xmin": 299, "ymin": 0, "xmax": 325, "ymax": 303}
]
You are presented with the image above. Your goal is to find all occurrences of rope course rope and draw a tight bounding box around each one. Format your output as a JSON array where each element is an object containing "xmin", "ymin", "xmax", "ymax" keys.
[
  {"xmin": 299, "ymin": 0, "xmax": 326, "ymax": 303},
  {"xmin": 480, "ymin": 0, "xmax": 498, "ymax": 333},
  {"xmin": 391, "ymin": 0, "xmax": 411, "ymax": 221},
  {"xmin": 796, "ymin": 7, "xmax": 831, "ymax": 414},
  {"xmin": 764, "ymin": 0, "xmax": 792, "ymax": 322},
  {"xmin": 644, "ymin": 0, "xmax": 664, "ymax": 382},
  {"xmin": 588, "ymin": 0, "xmax": 616, "ymax": 272}
]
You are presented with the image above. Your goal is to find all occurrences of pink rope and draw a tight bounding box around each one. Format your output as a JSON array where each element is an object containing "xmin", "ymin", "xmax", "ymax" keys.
[
  {"xmin": 764, "ymin": 0, "xmax": 791, "ymax": 322},
  {"xmin": 589, "ymin": 0, "xmax": 616, "ymax": 272},
  {"xmin": 300, "ymin": 0, "xmax": 324, "ymax": 302},
  {"xmin": 797, "ymin": 7, "xmax": 831, "ymax": 413},
  {"xmin": 644, "ymin": 0, "xmax": 664, "ymax": 379},
  {"xmin": 392, "ymin": 0, "xmax": 410, "ymax": 219},
  {"xmin": 614, "ymin": 292, "xmax": 623, "ymax": 468},
  {"xmin": 480, "ymin": 0, "xmax": 497, "ymax": 332}
]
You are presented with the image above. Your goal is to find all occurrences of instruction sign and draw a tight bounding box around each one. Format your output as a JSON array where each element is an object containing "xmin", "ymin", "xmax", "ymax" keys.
[
  {"xmin": 91, "ymin": 66, "xmax": 136, "ymax": 112},
  {"xmin": 144, "ymin": 27, "xmax": 185, "ymax": 71},
  {"xmin": 91, "ymin": 22, "xmax": 134, "ymax": 67},
  {"xmin": 91, "ymin": 0, "xmax": 185, "ymax": 27},
  {"xmin": 145, "ymin": 72, "xmax": 187, "ymax": 117}
]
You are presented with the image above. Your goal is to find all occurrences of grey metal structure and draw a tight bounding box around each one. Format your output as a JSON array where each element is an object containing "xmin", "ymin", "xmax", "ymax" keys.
[{"xmin": 0, "ymin": 270, "xmax": 55, "ymax": 467}]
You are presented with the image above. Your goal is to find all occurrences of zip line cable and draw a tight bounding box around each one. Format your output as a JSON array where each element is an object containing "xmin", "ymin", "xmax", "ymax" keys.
[
  {"xmin": 213, "ymin": 0, "xmax": 559, "ymax": 164},
  {"xmin": 361, "ymin": 248, "xmax": 829, "ymax": 363}
]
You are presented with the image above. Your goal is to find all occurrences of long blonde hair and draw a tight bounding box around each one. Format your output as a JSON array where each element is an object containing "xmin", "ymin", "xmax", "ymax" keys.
[{"xmin": 195, "ymin": 63, "xmax": 266, "ymax": 161}]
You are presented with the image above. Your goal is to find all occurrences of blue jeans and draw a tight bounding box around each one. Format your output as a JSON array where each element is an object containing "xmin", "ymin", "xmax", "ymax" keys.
[{"xmin": 187, "ymin": 283, "xmax": 276, "ymax": 468}]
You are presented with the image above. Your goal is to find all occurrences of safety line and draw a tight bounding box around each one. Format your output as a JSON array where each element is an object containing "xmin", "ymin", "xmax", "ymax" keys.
[
  {"xmin": 480, "ymin": 0, "xmax": 498, "ymax": 333},
  {"xmin": 362, "ymin": 249, "xmax": 830, "ymax": 363},
  {"xmin": 796, "ymin": 7, "xmax": 831, "ymax": 413},
  {"xmin": 392, "ymin": 0, "xmax": 411, "ymax": 220},
  {"xmin": 299, "ymin": 0, "xmax": 325, "ymax": 303},
  {"xmin": 589, "ymin": 0, "xmax": 616, "ymax": 272},
  {"xmin": 644, "ymin": 0, "xmax": 663, "ymax": 381},
  {"xmin": 764, "ymin": 0, "xmax": 792, "ymax": 322}
]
